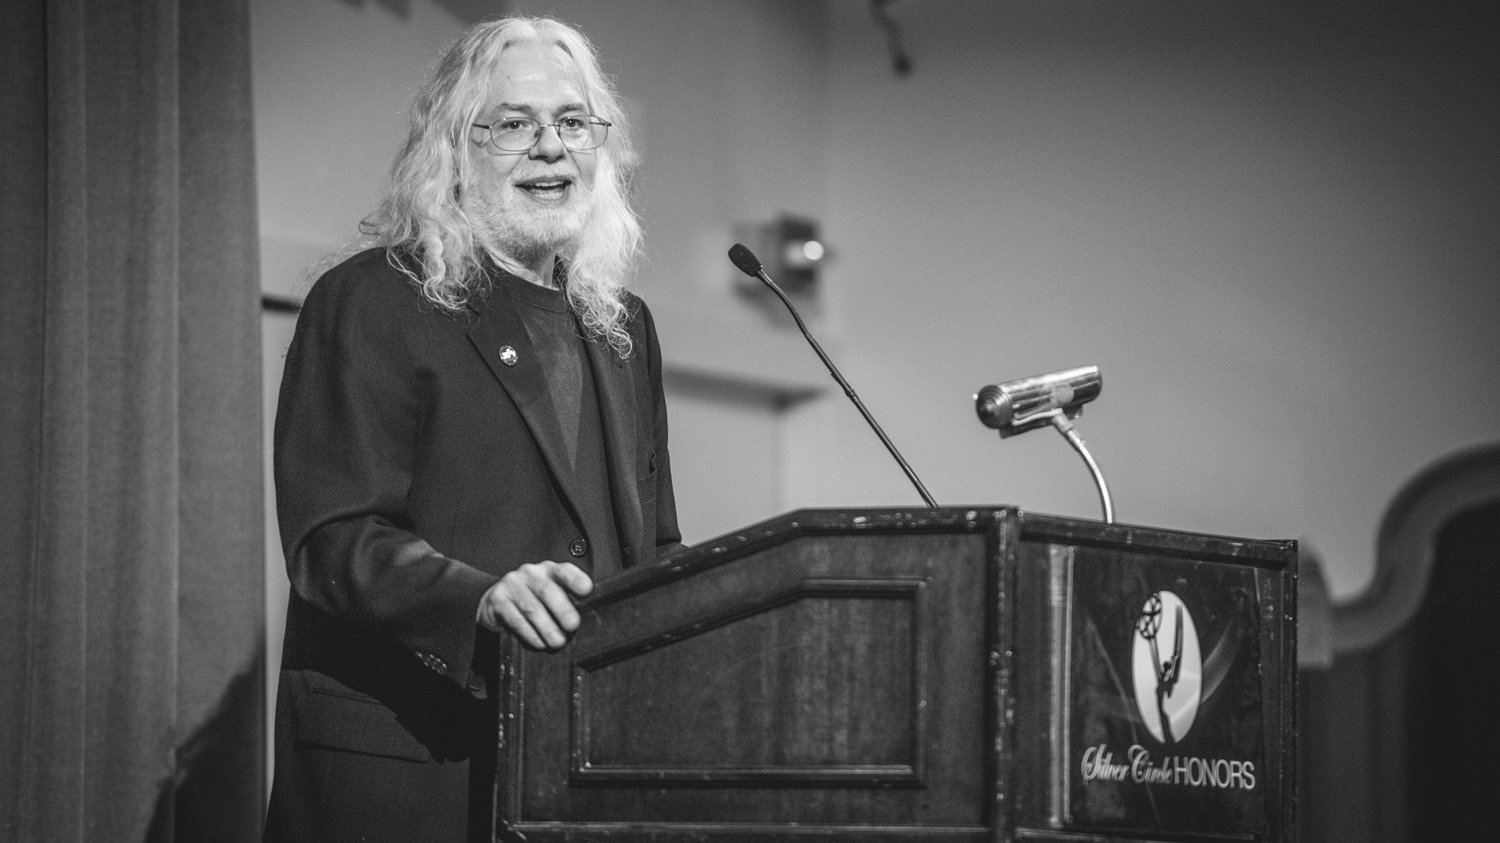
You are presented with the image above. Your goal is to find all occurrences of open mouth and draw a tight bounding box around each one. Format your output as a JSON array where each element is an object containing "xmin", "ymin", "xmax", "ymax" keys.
[{"xmin": 517, "ymin": 177, "xmax": 573, "ymax": 200}]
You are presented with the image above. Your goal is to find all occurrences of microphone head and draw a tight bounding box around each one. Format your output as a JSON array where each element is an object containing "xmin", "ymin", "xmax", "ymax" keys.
[
  {"xmin": 974, "ymin": 383, "xmax": 1010, "ymax": 430},
  {"xmin": 728, "ymin": 243, "xmax": 763, "ymax": 278}
]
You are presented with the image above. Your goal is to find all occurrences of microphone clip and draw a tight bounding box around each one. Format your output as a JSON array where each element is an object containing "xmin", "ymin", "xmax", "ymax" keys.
[{"xmin": 1001, "ymin": 402, "xmax": 1085, "ymax": 439}]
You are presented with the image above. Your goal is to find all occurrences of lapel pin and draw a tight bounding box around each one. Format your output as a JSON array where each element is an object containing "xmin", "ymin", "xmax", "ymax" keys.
[{"xmin": 498, "ymin": 345, "xmax": 519, "ymax": 366}]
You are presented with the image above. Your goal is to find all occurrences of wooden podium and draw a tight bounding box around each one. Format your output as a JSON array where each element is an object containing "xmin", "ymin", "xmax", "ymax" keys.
[{"xmin": 494, "ymin": 507, "xmax": 1297, "ymax": 842}]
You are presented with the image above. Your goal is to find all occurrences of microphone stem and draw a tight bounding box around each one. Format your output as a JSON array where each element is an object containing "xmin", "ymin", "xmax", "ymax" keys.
[
  {"xmin": 1049, "ymin": 414, "xmax": 1114, "ymax": 524},
  {"xmin": 756, "ymin": 270, "xmax": 939, "ymax": 510}
]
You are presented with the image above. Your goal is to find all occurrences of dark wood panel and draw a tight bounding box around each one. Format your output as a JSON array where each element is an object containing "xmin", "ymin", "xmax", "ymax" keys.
[
  {"xmin": 573, "ymin": 579, "xmax": 923, "ymax": 780},
  {"xmin": 505, "ymin": 526, "xmax": 993, "ymax": 829}
]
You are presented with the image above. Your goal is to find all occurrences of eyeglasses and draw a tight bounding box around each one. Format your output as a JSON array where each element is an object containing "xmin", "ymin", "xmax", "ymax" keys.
[{"xmin": 471, "ymin": 115, "xmax": 611, "ymax": 152}]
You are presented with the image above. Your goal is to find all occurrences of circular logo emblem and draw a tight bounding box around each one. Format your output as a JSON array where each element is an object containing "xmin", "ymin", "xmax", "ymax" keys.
[{"xmin": 1131, "ymin": 590, "xmax": 1203, "ymax": 744}]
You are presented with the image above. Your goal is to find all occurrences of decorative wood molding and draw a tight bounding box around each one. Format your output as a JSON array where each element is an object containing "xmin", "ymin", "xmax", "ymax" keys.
[
  {"xmin": 1331, "ymin": 442, "xmax": 1500, "ymax": 653},
  {"xmin": 569, "ymin": 578, "xmax": 928, "ymax": 785}
]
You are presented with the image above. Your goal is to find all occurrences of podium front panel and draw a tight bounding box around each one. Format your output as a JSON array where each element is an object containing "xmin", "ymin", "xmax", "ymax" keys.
[{"xmin": 498, "ymin": 513, "xmax": 999, "ymax": 839}]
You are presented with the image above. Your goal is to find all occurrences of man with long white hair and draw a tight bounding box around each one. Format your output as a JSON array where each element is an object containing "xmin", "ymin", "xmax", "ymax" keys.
[{"xmin": 265, "ymin": 17, "xmax": 683, "ymax": 841}]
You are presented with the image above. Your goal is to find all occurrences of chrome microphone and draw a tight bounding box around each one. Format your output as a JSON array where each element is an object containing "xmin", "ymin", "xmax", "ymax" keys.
[{"xmin": 974, "ymin": 365, "xmax": 1102, "ymax": 437}]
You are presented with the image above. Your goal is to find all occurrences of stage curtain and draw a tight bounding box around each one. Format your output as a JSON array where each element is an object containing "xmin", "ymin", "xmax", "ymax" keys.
[{"xmin": 0, "ymin": 0, "xmax": 265, "ymax": 840}]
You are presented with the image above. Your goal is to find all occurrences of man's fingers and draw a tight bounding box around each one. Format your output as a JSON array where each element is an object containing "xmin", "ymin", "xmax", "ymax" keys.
[
  {"xmin": 493, "ymin": 600, "xmax": 544, "ymax": 649},
  {"xmin": 516, "ymin": 595, "xmax": 570, "ymax": 648},
  {"xmin": 481, "ymin": 561, "xmax": 595, "ymax": 650},
  {"xmin": 495, "ymin": 597, "xmax": 555, "ymax": 642},
  {"xmin": 550, "ymin": 562, "xmax": 594, "ymax": 598},
  {"xmin": 495, "ymin": 587, "xmax": 571, "ymax": 649},
  {"xmin": 534, "ymin": 562, "xmax": 591, "ymax": 637},
  {"xmin": 534, "ymin": 581, "xmax": 581, "ymax": 634}
]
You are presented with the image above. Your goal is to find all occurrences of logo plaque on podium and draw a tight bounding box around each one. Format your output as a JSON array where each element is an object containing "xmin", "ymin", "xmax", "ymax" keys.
[{"xmin": 1063, "ymin": 550, "xmax": 1270, "ymax": 837}]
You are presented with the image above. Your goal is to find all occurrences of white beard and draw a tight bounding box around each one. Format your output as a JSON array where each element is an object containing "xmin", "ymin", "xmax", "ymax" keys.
[{"xmin": 463, "ymin": 175, "xmax": 593, "ymax": 268}]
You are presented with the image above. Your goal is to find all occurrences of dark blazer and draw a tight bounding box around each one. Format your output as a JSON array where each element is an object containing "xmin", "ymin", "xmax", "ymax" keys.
[{"xmin": 265, "ymin": 248, "xmax": 682, "ymax": 842}]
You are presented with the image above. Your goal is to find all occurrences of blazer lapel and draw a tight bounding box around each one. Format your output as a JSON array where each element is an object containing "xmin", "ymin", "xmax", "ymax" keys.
[{"xmin": 465, "ymin": 285, "xmax": 588, "ymax": 518}]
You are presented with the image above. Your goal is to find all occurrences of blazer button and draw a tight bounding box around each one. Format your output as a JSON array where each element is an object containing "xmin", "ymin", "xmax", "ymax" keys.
[
  {"xmin": 498, "ymin": 345, "xmax": 519, "ymax": 366},
  {"xmin": 568, "ymin": 538, "xmax": 588, "ymax": 557}
]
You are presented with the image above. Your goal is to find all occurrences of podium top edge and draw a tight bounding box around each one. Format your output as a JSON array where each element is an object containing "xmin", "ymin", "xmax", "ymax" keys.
[
  {"xmin": 702, "ymin": 506, "xmax": 1293, "ymax": 546},
  {"xmin": 581, "ymin": 507, "xmax": 1294, "ymax": 610}
]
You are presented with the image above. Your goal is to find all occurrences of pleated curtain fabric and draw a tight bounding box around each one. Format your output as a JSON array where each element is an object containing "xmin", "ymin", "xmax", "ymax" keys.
[{"xmin": 0, "ymin": 0, "xmax": 265, "ymax": 840}]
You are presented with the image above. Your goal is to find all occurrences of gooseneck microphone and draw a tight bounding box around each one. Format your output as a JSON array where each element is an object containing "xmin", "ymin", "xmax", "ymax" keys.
[
  {"xmin": 973, "ymin": 364, "xmax": 1114, "ymax": 523},
  {"xmin": 728, "ymin": 243, "xmax": 938, "ymax": 510}
]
